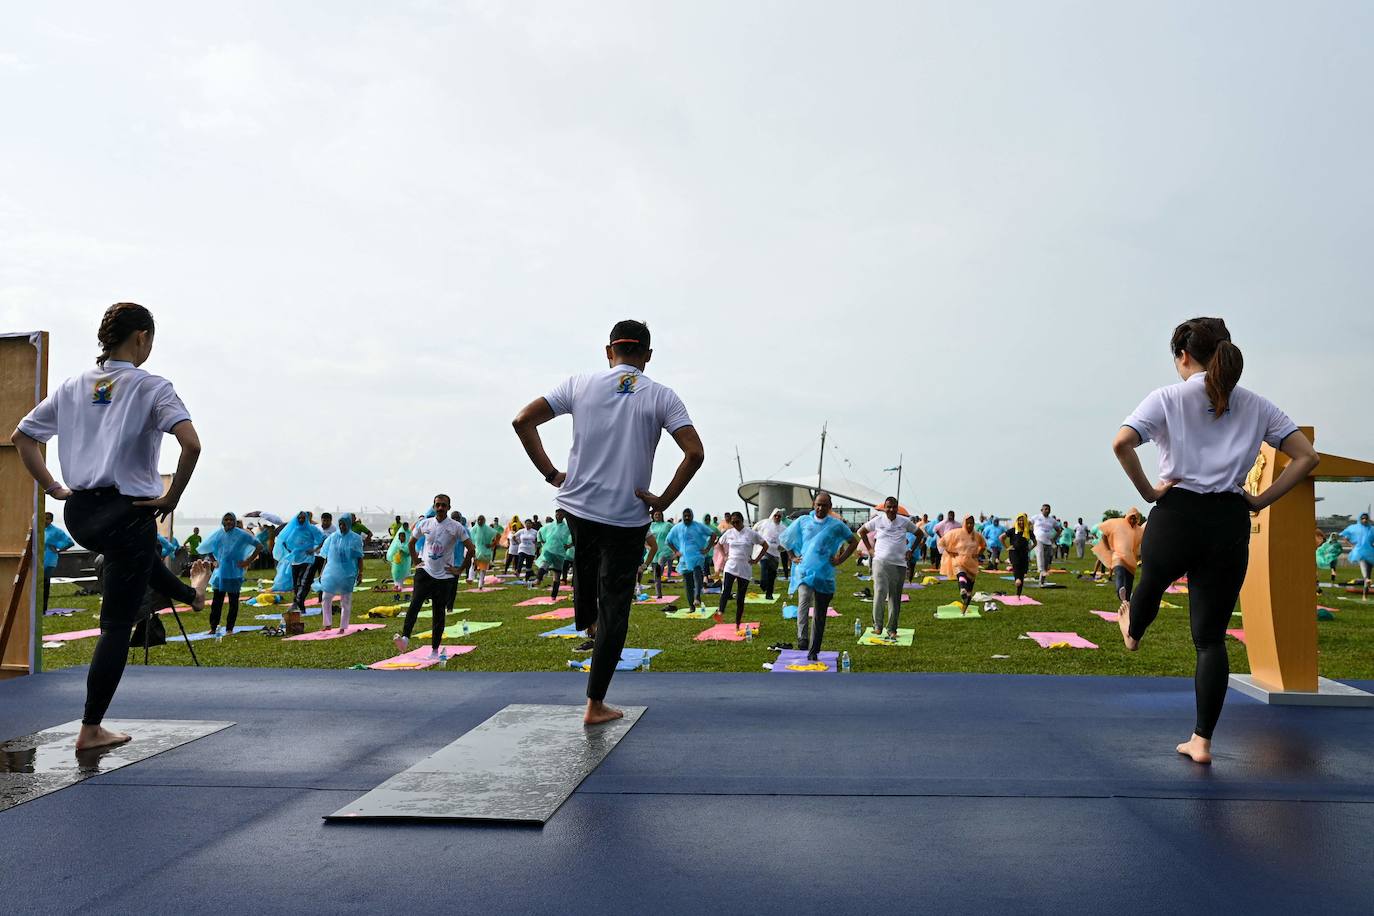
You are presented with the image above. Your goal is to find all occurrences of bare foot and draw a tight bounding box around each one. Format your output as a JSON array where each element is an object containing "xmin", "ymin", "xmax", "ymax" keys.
[
  {"xmin": 584, "ymin": 700, "xmax": 624, "ymax": 726},
  {"xmin": 1176, "ymin": 734, "xmax": 1212, "ymax": 764},
  {"xmin": 76, "ymin": 724, "xmax": 131, "ymax": 751},
  {"xmin": 188, "ymin": 560, "xmax": 212, "ymax": 612},
  {"xmin": 1118, "ymin": 599, "xmax": 1138, "ymax": 651}
]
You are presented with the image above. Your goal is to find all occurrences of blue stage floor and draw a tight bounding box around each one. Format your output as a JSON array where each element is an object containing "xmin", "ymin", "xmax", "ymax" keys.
[{"xmin": 3, "ymin": 667, "xmax": 1372, "ymax": 915}]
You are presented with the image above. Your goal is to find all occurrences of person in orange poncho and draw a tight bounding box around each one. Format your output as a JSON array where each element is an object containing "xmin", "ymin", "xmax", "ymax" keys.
[
  {"xmin": 940, "ymin": 515, "xmax": 988, "ymax": 612},
  {"xmin": 1093, "ymin": 507, "xmax": 1145, "ymax": 603}
]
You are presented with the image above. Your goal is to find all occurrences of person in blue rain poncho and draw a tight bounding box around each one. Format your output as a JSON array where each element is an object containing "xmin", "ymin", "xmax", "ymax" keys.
[
  {"xmin": 982, "ymin": 516, "xmax": 1006, "ymax": 569},
  {"xmin": 1340, "ymin": 512, "xmax": 1374, "ymax": 599},
  {"xmin": 665, "ymin": 508, "xmax": 718, "ymax": 612},
  {"xmin": 780, "ymin": 491, "xmax": 859, "ymax": 662},
  {"xmin": 318, "ymin": 514, "xmax": 365, "ymax": 631},
  {"xmin": 535, "ymin": 508, "xmax": 574, "ymax": 601},
  {"xmin": 197, "ymin": 512, "xmax": 262, "ymax": 634},
  {"xmin": 276, "ymin": 510, "xmax": 324, "ymax": 612}
]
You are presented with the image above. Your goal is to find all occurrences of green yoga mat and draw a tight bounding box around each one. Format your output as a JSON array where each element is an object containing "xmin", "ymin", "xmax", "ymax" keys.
[
  {"xmin": 415, "ymin": 621, "xmax": 501, "ymax": 639},
  {"xmin": 858, "ymin": 627, "xmax": 915, "ymax": 646},
  {"xmin": 743, "ymin": 594, "xmax": 779, "ymax": 604},
  {"xmin": 407, "ymin": 608, "xmax": 470, "ymax": 621},
  {"xmin": 663, "ymin": 607, "xmax": 714, "ymax": 619},
  {"xmin": 934, "ymin": 603, "xmax": 981, "ymax": 619}
]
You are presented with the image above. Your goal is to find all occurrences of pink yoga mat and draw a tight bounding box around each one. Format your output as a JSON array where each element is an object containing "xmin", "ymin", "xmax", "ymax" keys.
[
  {"xmin": 695, "ymin": 622, "xmax": 761, "ymax": 642},
  {"xmin": 1165, "ymin": 585, "xmax": 1188, "ymax": 594},
  {"xmin": 1090, "ymin": 610, "xmax": 1119, "ymax": 622},
  {"xmin": 636, "ymin": 596, "xmax": 675, "ymax": 605},
  {"xmin": 368, "ymin": 644, "xmax": 476, "ymax": 670},
  {"xmin": 467, "ymin": 586, "xmax": 505, "ymax": 593},
  {"xmin": 1025, "ymin": 631, "xmax": 1098, "ymax": 649},
  {"xmin": 284, "ymin": 623, "xmax": 385, "ymax": 641},
  {"xmin": 994, "ymin": 595, "xmax": 1041, "ymax": 606},
  {"xmin": 1226, "ymin": 628, "xmax": 1247, "ymax": 644},
  {"xmin": 527, "ymin": 608, "xmax": 575, "ymax": 620},
  {"xmin": 46, "ymin": 627, "xmax": 102, "ymax": 641},
  {"xmin": 517, "ymin": 596, "xmax": 568, "ymax": 607}
]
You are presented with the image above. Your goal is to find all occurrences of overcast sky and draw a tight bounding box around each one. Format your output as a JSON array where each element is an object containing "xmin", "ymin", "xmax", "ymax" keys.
[{"xmin": 5, "ymin": 1, "xmax": 1372, "ymax": 525}]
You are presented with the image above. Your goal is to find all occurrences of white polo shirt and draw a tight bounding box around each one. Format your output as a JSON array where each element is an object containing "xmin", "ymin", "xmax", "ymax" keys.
[
  {"xmin": 17, "ymin": 359, "xmax": 191, "ymax": 498},
  {"xmin": 1031, "ymin": 514, "xmax": 1059, "ymax": 546},
  {"xmin": 545, "ymin": 364, "xmax": 693, "ymax": 528},
  {"xmin": 1124, "ymin": 372, "xmax": 1298, "ymax": 494},
  {"xmin": 861, "ymin": 513, "xmax": 919, "ymax": 567},
  {"xmin": 719, "ymin": 527, "xmax": 766, "ymax": 579}
]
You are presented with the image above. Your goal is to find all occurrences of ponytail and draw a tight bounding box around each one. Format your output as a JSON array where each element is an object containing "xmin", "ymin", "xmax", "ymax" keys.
[
  {"xmin": 96, "ymin": 302, "xmax": 155, "ymax": 367},
  {"xmin": 1170, "ymin": 317, "xmax": 1243, "ymax": 419}
]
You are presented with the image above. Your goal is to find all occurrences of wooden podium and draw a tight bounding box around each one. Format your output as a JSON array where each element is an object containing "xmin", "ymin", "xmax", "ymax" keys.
[{"xmin": 1230, "ymin": 426, "xmax": 1374, "ymax": 706}]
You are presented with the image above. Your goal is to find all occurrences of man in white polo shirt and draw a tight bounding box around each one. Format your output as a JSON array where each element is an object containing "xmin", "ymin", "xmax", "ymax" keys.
[
  {"xmin": 1031, "ymin": 503, "xmax": 1061, "ymax": 585},
  {"xmin": 859, "ymin": 497, "xmax": 920, "ymax": 640},
  {"xmin": 513, "ymin": 320, "xmax": 705, "ymax": 725}
]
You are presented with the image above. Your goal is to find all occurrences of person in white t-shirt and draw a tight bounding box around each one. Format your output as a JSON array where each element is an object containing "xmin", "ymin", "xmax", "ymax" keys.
[
  {"xmin": 1030, "ymin": 504, "xmax": 1060, "ymax": 585},
  {"xmin": 12, "ymin": 303, "xmax": 211, "ymax": 751},
  {"xmin": 512, "ymin": 520, "xmax": 539, "ymax": 580},
  {"xmin": 394, "ymin": 493, "xmax": 475, "ymax": 659},
  {"xmin": 859, "ymin": 498, "xmax": 920, "ymax": 639},
  {"xmin": 513, "ymin": 319, "xmax": 704, "ymax": 726},
  {"xmin": 714, "ymin": 512, "xmax": 767, "ymax": 631},
  {"xmin": 1113, "ymin": 317, "xmax": 1318, "ymax": 765},
  {"xmin": 752, "ymin": 508, "xmax": 786, "ymax": 600}
]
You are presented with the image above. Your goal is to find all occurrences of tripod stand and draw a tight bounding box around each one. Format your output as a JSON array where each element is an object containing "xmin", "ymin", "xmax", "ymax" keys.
[{"xmin": 141, "ymin": 599, "xmax": 200, "ymax": 666}]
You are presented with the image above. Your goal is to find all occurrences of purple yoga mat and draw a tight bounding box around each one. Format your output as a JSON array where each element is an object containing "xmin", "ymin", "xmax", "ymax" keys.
[{"xmin": 771, "ymin": 649, "xmax": 838, "ymax": 673}]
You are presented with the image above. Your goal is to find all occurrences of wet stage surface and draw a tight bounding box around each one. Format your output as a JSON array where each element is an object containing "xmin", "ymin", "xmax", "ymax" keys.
[{"xmin": 1, "ymin": 666, "xmax": 1371, "ymax": 914}]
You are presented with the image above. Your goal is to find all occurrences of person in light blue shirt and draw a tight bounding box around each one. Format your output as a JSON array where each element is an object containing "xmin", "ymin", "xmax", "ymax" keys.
[
  {"xmin": 1340, "ymin": 512, "xmax": 1374, "ymax": 598},
  {"xmin": 318, "ymin": 514, "xmax": 365, "ymax": 631},
  {"xmin": 665, "ymin": 509, "xmax": 717, "ymax": 611},
  {"xmin": 43, "ymin": 511, "xmax": 75, "ymax": 615},
  {"xmin": 277, "ymin": 510, "xmax": 324, "ymax": 612},
  {"xmin": 197, "ymin": 512, "xmax": 262, "ymax": 634},
  {"xmin": 780, "ymin": 491, "xmax": 859, "ymax": 661},
  {"xmin": 982, "ymin": 517, "xmax": 1006, "ymax": 569}
]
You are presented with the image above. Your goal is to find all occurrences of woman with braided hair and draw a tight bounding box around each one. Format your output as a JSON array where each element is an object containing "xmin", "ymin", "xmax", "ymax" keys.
[{"xmin": 12, "ymin": 303, "xmax": 211, "ymax": 750}]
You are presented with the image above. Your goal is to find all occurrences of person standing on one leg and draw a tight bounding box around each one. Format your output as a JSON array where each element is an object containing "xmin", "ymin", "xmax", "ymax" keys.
[
  {"xmin": 1340, "ymin": 512, "xmax": 1374, "ymax": 600},
  {"xmin": 1315, "ymin": 533, "xmax": 1342, "ymax": 588},
  {"xmin": 1113, "ymin": 316, "xmax": 1318, "ymax": 765},
  {"xmin": 11, "ymin": 302, "xmax": 211, "ymax": 751},
  {"xmin": 277, "ymin": 511, "xmax": 323, "ymax": 612},
  {"xmin": 781, "ymin": 491, "xmax": 858, "ymax": 661},
  {"xmin": 859, "ymin": 497, "xmax": 919, "ymax": 640},
  {"xmin": 468, "ymin": 515, "xmax": 498, "ymax": 586},
  {"xmin": 753, "ymin": 508, "xmax": 786, "ymax": 601},
  {"xmin": 645, "ymin": 510, "xmax": 675, "ymax": 599},
  {"xmin": 535, "ymin": 508, "xmax": 574, "ymax": 600},
  {"xmin": 715, "ymin": 512, "xmax": 766, "ymax": 630},
  {"xmin": 386, "ymin": 527, "xmax": 412, "ymax": 590},
  {"xmin": 41, "ymin": 511, "xmax": 75, "ymax": 616},
  {"xmin": 1092, "ymin": 508, "xmax": 1145, "ymax": 604},
  {"xmin": 319, "ymin": 514, "xmax": 365, "ymax": 631},
  {"xmin": 1001, "ymin": 514, "xmax": 1034, "ymax": 598},
  {"xmin": 940, "ymin": 515, "xmax": 988, "ymax": 613},
  {"xmin": 666, "ymin": 509, "xmax": 716, "ymax": 612},
  {"xmin": 198, "ymin": 512, "xmax": 261, "ymax": 635},
  {"xmin": 1031, "ymin": 504, "xmax": 1061, "ymax": 586},
  {"xmin": 981, "ymin": 516, "xmax": 1006, "ymax": 571},
  {"xmin": 395, "ymin": 494, "xmax": 474, "ymax": 659},
  {"xmin": 513, "ymin": 319, "xmax": 704, "ymax": 725},
  {"xmin": 1073, "ymin": 518, "xmax": 1090, "ymax": 560}
]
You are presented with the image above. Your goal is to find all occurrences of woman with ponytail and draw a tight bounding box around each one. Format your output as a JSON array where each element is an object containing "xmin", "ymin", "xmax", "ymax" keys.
[
  {"xmin": 1111, "ymin": 317, "xmax": 1319, "ymax": 764},
  {"xmin": 12, "ymin": 303, "xmax": 210, "ymax": 750}
]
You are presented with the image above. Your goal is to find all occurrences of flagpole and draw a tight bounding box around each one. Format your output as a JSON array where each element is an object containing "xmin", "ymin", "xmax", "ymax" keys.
[{"xmin": 896, "ymin": 453, "xmax": 903, "ymax": 507}]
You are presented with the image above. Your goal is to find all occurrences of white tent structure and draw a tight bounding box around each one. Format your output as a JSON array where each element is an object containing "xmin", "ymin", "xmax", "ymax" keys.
[{"xmin": 737, "ymin": 474, "xmax": 889, "ymax": 523}]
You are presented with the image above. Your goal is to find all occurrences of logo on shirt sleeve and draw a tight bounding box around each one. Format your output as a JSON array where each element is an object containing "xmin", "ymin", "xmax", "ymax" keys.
[
  {"xmin": 92, "ymin": 379, "xmax": 115, "ymax": 406},
  {"xmin": 614, "ymin": 373, "xmax": 639, "ymax": 395}
]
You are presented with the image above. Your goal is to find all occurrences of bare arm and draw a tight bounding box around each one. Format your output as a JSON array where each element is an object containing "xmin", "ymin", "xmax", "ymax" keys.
[
  {"xmin": 1247, "ymin": 431, "xmax": 1320, "ymax": 512},
  {"xmin": 858, "ymin": 524, "xmax": 874, "ymax": 553},
  {"xmin": 832, "ymin": 534, "xmax": 860, "ymax": 567},
  {"xmin": 511, "ymin": 398, "xmax": 565, "ymax": 486},
  {"xmin": 10, "ymin": 430, "xmax": 69, "ymax": 498},
  {"xmin": 131, "ymin": 420, "xmax": 201, "ymax": 520},
  {"xmin": 1112, "ymin": 426, "xmax": 1175, "ymax": 504},
  {"xmin": 636, "ymin": 425, "xmax": 705, "ymax": 512}
]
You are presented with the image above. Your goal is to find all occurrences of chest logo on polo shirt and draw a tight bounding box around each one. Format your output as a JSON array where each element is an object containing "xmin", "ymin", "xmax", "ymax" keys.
[
  {"xmin": 92, "ymin": 379, "xmax": 115, "ymax": 406},
  {"xmin": 614, "ymin": 372, "xmax": 639, "ymax": 395}
]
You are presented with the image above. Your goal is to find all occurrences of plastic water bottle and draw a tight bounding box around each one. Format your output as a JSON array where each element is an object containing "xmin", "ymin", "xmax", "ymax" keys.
[
  {"xmin": 438, "ymin": 648, "xmax": 448, "ymax": 663},
  {"xmin": 745, "ymin": 626, "xmax": 754, "ymax": 643},
  {"xmin": 462, "ymin": 619, "xmax": 470, "ymax": 635},
  {"xmin": 841, "ymin": 651, "xmax": 852, "ymax": 673},
  {"xmin": 642, "ymin": 653, "xmax": 652, "ymax": 672},
  {"xmin": 854, "ymin": 618, "xmax": 862, "ymax": 636},
  {"xmin": 214, "ymin": 630, "xmax": 223, "ymax": 644}
]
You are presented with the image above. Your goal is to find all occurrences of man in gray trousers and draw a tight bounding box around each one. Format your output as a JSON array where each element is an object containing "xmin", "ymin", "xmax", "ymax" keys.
[{"xmin": 859, "ymin": 497, "xmax": 921, "ymax": 641}]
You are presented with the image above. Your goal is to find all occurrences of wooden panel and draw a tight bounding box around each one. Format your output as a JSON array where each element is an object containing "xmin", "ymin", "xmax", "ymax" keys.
[{"xmin": 0, "ymin": 332, "xmax": 47, "ymax": 677}]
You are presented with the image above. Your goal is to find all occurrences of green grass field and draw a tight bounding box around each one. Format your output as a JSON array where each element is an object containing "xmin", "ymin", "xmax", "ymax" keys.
[{"xmin": 39, "ymin": 554, "xmax": 1374, "ymax": 678}]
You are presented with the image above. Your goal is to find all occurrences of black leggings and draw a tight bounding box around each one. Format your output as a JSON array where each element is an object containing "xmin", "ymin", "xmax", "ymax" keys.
[
  {"xmin": 759, "ymin": 555, "xmax": 779, "ymax": 599},
  {"xmin": 65, "ymin": 489, "xmax": 196, "ymax": 726},
  {"xmin": 291, "ymin": 562, "xmax": 317, "ymax": 611},
  {"xmin": 209, "ymin": 588, "xmax": 242, "ymax": 631},
  {"xmin": 401, "ymin": 568, "xmax": 459, "ymax": 651},
  {"xmin": 1113, "ymin": 565, "xmax": 1135, "ymax": 601},
  {"xmin": 718, "ymin": 572, "xmax": 748, "ymax": 626},
  {"xmin": 1127, "ymin": 488, "xmax": 1250, "ymax": 741},
  {"xmin": 566, "ymin": 513, "xmax": 648, "ymax": 702}
]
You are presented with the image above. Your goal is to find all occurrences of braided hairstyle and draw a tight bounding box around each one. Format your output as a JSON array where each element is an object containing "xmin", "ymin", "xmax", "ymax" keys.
[
  {"xmin": 1171, "ymin": 317, "xmax": 1243, "ymax": 419},
  {"xmin": 96, "ymin": 302, "xmax": 155, "ymax": 367}
]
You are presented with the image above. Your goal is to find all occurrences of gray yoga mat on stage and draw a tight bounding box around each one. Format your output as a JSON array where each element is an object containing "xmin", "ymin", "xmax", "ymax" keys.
[
  {"xmin": 0, "ymin": 719, "xmax": 234, "ymax": 814},
  {"xmin": 325, "ymin": 703, "xmax": 644, "ymax": 825}
]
